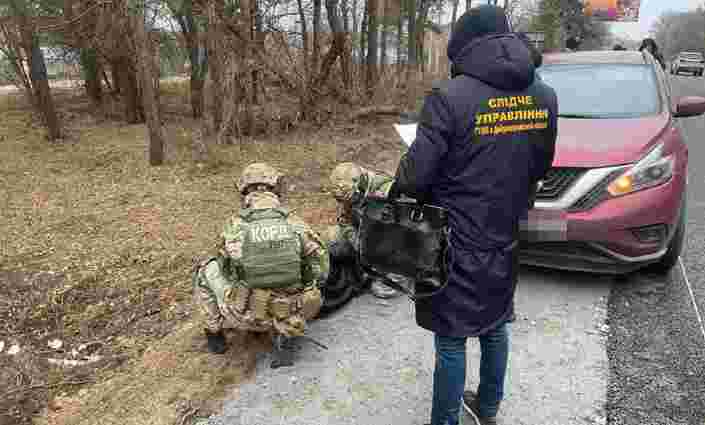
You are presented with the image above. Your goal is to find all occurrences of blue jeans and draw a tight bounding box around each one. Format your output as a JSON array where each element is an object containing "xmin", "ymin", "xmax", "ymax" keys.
[{"xmin": 430, "ymin": 323, "xmax": 509, "ymax": 425}]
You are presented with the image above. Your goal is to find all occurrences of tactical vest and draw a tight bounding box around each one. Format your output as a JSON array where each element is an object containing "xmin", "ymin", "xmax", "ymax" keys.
[{"xmin": 239, "ymin": 208, "xmax": 303, "ymax": 289}]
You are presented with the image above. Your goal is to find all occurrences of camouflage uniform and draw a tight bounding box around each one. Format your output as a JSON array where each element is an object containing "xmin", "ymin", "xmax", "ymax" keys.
[
  {"xmin": 194, "ymin": 163, "xmax": 329, "ymax": 354},
  {"xmin": 327, "ymin": 162, "xmax": 401, "ymax": 299}
]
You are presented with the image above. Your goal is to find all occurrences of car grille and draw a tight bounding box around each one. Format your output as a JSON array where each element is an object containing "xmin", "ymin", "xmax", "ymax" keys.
[
  {"xmin": 519, "ymin": 241, "xmax": 617, "ymax": 264},
  {"xmin": 568, "ymin": 168, "xmax": 626, "ymax": 212},
  {"xmin": 536, "ymin": 168, "xmax": 586, "ymax": 200}
]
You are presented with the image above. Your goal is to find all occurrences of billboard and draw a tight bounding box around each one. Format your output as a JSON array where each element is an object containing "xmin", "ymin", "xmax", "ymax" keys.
[{"xmin": 584, "ymin": 0, "xmax": 641, "ymax": 22}]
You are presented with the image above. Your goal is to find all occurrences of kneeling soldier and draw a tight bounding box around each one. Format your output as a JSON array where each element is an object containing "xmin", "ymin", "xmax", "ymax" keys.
[
  {"xmin": 326, "ymin": 162, "xmax": 403, "ymax": 299},
  {"xmin": 193, "ymin": 163, "xmax": 328, "ymax": 367}
]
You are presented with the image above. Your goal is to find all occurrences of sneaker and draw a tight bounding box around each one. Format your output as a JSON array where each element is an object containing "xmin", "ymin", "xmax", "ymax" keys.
[
  {"xmin": 462, "ymin": 390, "xmax": 498, "ymax": 425},
  {"xmin": 370, "ymin": 279, "xmax": 402, "ymax": 299}
]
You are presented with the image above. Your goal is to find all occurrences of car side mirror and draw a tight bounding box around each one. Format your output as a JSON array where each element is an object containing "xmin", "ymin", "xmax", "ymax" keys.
[{"xmin": 674, "ymin": 96, "xmax": 705, "ymax": 118}]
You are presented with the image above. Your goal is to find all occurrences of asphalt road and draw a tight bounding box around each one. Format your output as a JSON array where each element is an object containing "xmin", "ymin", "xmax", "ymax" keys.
[
  {"xmin": 604, "ymin": 74, "xmax": 705, "ymax": 425},
  {"xmin": 208, "ymin": 75, "xmax": 705, "ymax": 425}
]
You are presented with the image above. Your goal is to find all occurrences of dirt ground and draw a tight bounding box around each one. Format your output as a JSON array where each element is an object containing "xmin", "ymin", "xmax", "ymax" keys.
[{"xmin": 0, "ymin": 80, "xmax": 407, "ymax": 425}]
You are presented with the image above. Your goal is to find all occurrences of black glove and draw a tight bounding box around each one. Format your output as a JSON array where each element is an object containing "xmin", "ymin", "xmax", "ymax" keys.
[
  {"xmin": 387, "ymin": 181, "xmax": 402, "ymax": 200},
  {"xmin": 328, "ymin": 239, "xmax": 355, "ymax": 264}
]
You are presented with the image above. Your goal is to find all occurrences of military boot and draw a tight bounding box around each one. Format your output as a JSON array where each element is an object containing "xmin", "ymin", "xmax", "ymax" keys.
[
  {"xmin": 205, "ymin": 329, "xmax": 227, "ymax": 354},
  {"xmin": 270, "ymin": 334, "xmax": 296, "ymax": 369}
]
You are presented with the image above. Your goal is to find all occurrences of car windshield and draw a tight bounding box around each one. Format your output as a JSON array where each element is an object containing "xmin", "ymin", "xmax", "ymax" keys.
[{"xmin": 537, "ymin": 64, "xmax": 660, "ymax": 119}]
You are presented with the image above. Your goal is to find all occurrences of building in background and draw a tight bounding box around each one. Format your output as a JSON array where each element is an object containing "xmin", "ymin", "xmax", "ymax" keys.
[{"xmin": 585, "ymin": 0, "xmax": 641, "ymax": 22}]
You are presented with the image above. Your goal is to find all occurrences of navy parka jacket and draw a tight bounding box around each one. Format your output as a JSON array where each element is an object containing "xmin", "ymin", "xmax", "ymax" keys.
[{"xmin": 392, "ymin": 33, "xmax": 558, "ymax": 337}]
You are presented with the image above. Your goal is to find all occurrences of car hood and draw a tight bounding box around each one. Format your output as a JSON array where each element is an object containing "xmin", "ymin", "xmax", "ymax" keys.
[{"xmin": 552, "ymin": 113, "xmax": 671, "ymax": 168}]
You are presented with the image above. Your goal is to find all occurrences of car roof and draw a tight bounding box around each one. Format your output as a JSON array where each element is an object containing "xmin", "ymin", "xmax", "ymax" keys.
[{"xmin": 542, "ymin": 50, "xmax": 648, "ymax": 66}]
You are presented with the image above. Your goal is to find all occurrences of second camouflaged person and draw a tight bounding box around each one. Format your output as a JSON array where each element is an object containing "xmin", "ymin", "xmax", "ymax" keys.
[
  {"xmin": 193, "ymin": 163, "xmax": 329, "ymax": 367},
  {"xmin": 326, "ymin": 162, "xmax": 402, "ymax": 299}
]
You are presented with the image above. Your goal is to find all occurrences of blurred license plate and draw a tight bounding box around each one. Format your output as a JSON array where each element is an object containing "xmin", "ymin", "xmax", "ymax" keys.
[{"xmin": 520, "ymin": 209, "xmax": 567, "ymax": 241}]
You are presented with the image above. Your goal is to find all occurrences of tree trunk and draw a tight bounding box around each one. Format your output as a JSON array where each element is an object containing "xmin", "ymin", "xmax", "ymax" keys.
[
  {"xmin": 318, "ymin": 0, "xmax": 352, "ymax": 90},
  {"xmin": 397, "ymin": 14, "xmax": 403, "ymax": 64},
  {"xmin": 7, "ymin": 0, "xmax": 60, "ymax": 138},
  {"xmin": 416, "ymin": 1, "xmax": 430, "ymax": 74},
  {"xmin": 27, "ymin": 33, "xmax": 62, "ymax": 141},
  {"xmin": 451, "ymin": 0, "xmax": 459, "ymax": 31},
  {"xmin": 352, "ymin": 0, "xmax": 359, "ymax": 62},
  {"xmin": 133, "ymin": 8, "xmax": 165, "ymax": 165},
  {"xmin": 360, "ymin": 0, "xmax": 368, "ymax": 62},
  {"xmin": 80, "ymin": 48, "xmax": 102, "ymax": 103},
  {"xmin": 252, "ymin": 0, "xmax": 264, "ymax": 104},
  {"xmin": 342, "ymin": 0, "xmax": 349, "ymax": 33},
  {"xmin": 109, "ymin": 59, "xmax": 121, "ymax": 94},
  {"xmin": 406, "ymin": 0, "xmax": 417, "ymax": 68},
  {"xmin": 380, "ymin": 0, "xmax": 388, "ymax": 71},
  {"xmin": 205, "ymin": 0, "xmax": 225, "ymax": 133},
  {"xmin": 0, "ymin": 23, "xmax": 34, "ymax": 101},
  {"xmin": 313, "ymin": 0, "xmax": 322, "ymax": 75},
  {"xmin": 297, "ymin": 0, "xmax": 309, "ymax": 74},
  {"xmin": 366, "ymin": 0, "xmax": 379, "ymax": 89},
  {"xmin": 173, "ymin": 0, "xmax": 206, "ymax": 117},
  {"xmin": 116, "ymin": 57, "xmax": 144, "ymax": 124},
  {"xmin": 102, "ymin": 69, "xmax": 112, "ymax": 92}
]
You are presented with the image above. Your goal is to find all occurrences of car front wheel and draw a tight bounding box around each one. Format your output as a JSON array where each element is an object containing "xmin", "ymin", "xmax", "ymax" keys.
[{"xmin": 646, "ymin": 201, "xmax": 686, "ymax": 274}]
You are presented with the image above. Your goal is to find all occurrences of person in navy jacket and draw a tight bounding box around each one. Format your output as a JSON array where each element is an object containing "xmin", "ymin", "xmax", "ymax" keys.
[{"xmin": 388, "ymin": 5, "xmax": 558, "ymax": 425}]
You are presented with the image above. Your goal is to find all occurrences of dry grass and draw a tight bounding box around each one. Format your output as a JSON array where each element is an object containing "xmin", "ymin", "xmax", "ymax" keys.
[
  {"xmin": 33, "ymin": 323, "xmax": 269, "ymax": 425},
  {"xmin": 0, "ymin": 82, "xmax": 407, "ymax": 425}
]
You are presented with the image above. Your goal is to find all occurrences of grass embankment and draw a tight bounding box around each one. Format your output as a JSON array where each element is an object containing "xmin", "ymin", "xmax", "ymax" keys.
[{"xmin": 0, "ymin": 82, "xmax": 355, "ymax": 425}]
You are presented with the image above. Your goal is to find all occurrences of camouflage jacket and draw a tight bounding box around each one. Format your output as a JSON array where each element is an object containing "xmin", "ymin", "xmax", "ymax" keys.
[
  {"xmin": 220, "ymin": 191, "xmax": 329, "ymax": 288},
  {"xmin": 335, "ymin": 170, "xmax": 394, "ymax": 227}
]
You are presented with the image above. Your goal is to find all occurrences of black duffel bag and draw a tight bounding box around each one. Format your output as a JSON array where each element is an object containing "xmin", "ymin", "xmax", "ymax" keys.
[{"xmin": 354, "ymin": 196, "xmax": 450, "ymax": 300}]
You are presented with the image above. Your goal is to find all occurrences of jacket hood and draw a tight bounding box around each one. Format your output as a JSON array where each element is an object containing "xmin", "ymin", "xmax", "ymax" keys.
[{"xmin": 449, "ymin": 34, "xmax": 535, "ymax": 91}]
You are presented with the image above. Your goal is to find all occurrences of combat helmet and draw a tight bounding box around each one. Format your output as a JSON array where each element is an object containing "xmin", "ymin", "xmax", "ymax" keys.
[
  {"xmin": 329, "ymin": 162, "xmax": 368, "ymax": 203},
  {"xmin": 237, "ymin": 162, "xmax": 284, "ymax": 196}
]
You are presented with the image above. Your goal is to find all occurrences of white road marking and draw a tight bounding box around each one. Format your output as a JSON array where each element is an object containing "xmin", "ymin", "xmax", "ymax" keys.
[{"xmin": 678, "ymin": 256, "xmax": 705, "ymax": 345}]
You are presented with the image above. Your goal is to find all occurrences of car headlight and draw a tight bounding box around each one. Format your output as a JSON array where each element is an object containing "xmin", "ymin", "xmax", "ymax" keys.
[{"xmin": 607, "ymin": 143, "xmax": 675, "ymax": 197}]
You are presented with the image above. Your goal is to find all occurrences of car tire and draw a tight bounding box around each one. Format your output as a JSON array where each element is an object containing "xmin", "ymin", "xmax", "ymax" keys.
[{"xmin": 646, "ymin": 200, "xmax": 686, "ymax": 275}]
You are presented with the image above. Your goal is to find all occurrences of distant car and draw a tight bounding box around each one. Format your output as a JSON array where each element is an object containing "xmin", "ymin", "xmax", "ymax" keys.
[
  {"xmin": 520, "ymin": 50, "xmax": 705, "ymax": 275},
  {"xmin": 670, "ymin": 51, "xmax": 705, "ymax": 76}
]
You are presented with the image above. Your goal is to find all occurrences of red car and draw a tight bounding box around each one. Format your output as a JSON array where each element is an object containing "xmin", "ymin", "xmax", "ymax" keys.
[{"xmin": 520, "ymin": 50, "xmax": 705, "ymax": 274}]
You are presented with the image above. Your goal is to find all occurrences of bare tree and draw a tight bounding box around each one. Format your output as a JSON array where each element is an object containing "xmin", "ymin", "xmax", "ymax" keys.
[
  {"xmin": 313, "ymin": 0, "xmax": 322, "ymax": 74},
  {"xmin": 366, "ymin": 0, "xmax": 379, "ymax": 89},
  {"xmin": 4, "ymin": 0, "xmax": 62, "ymax": 141},
  {"xmin": 450, "ymin": 0, "xmax": 459, "ymax": 31},
  {"xmin": 652, "ymin": 10, "xmax": 705, "ymax": 60},
  {"xmin": 130, "ymin": 1, "xmax": 166, "ymax": 165},
  {"xmin": 0, "ymin": 21, "xmax": 33, "ymax": 100},
  {"xmin": 170, "ymin": 0, "xmax": 208, "ymax": 118}
]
